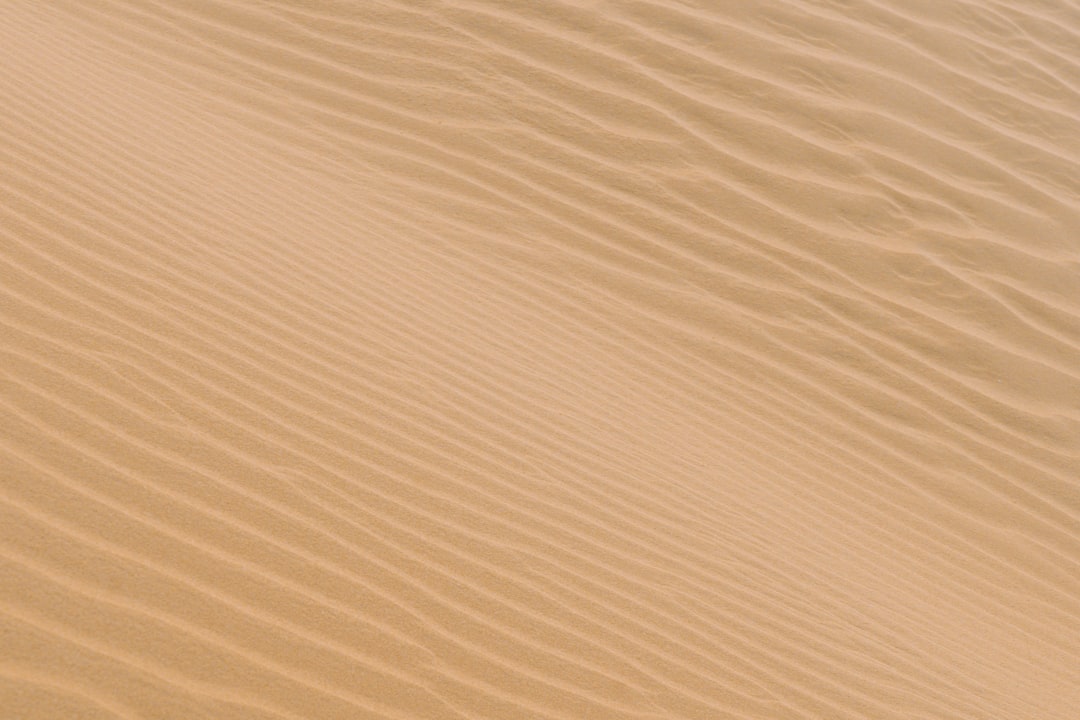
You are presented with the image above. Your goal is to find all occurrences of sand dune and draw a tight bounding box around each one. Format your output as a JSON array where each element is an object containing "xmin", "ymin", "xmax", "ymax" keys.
[{"xmin": 1, "ymin": 1, "xmax": 1078, "ymax": 718}]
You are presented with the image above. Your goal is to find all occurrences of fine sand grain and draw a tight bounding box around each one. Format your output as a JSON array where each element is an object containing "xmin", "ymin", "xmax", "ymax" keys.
[{"xmin": 1, "ymin": 1, "xmax": 1079, "ymax": 718}]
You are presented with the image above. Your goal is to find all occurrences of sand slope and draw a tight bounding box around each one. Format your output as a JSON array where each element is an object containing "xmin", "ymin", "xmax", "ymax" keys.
[{"xmin": 1, "ymin": 1, "xmax": 1079, "ymax": 718}]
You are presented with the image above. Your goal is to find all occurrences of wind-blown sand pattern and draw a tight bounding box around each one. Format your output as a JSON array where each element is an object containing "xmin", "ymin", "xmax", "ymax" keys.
[{"xmin": 1, "ymin": 0, "xmax": 1079, "ymax": 717}]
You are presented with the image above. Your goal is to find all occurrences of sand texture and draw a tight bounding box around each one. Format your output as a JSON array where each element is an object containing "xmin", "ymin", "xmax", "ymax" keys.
[{"xmin": 2, "ymin": 1, "xmax": 1079, "ymax": 718}]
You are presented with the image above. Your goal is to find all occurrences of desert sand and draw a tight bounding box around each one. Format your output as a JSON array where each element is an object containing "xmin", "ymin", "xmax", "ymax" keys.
[{"xmin": 1, "ymin": 1, "xmax": 1079, "ymax": 718}]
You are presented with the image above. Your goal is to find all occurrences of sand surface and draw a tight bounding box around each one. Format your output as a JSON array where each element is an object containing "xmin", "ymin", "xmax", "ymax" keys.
[{"xmin": 2, "ymin": 1, "xmax": 1079, "ymax": 718}]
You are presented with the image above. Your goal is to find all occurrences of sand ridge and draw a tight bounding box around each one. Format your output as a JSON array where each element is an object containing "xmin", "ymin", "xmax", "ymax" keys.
[{"xmin": 1, "ymin": 0, "xmax": 1079, "ymax": 718}]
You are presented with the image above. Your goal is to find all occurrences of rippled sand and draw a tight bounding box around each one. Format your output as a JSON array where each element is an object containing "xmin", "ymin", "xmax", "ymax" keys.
[{"xmin": 1, "ymin": 1, "xmax": 1078, "ymax": 718}]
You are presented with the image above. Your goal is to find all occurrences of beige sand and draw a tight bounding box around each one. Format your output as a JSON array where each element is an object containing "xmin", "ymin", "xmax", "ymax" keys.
[{"xmin": 1, "ymin": 1, "xmax": 1079, "ymax": 718}]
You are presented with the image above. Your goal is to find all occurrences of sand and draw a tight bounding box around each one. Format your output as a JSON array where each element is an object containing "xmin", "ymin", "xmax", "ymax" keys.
[{"xmin": 1, "ymin": 1, "xmax": 1078, "ymax": 718}]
